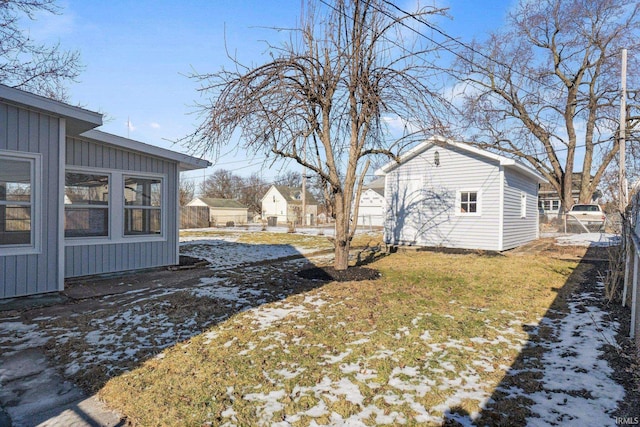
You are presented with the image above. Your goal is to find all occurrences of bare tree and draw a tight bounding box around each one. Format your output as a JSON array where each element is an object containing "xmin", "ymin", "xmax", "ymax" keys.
[
  {"xmin": 184, "ymin": 0, "xmax": 447, "ymax": 270},
  {"xmin": 239, "ymin": 172, "xmax": 269, "ymax": 215},
  {"xmin": 275, "ymin": 171, "xmax": 302, "ymax": 188},
  {"xmin": 179, "ymin": 178, "xmax": 195, "ymax": 206},
  {"xmin": 200, "ymin": 169, "xmax": 241, "ymax": 199},
  {"xmin": 0, "ymin": 0, "xmax": 81, "ymax": 100},
  {"xmin": 452, "ymin": 0, "xmax": 640, "ymax": 211}
]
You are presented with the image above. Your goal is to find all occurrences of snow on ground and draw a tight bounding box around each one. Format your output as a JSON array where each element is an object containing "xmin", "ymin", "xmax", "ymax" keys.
[
  {"xmin": 0, "ymin": 230, "xmax": 627, "ymax": 426},
  {"xmin": 546, "ymin": 232, "xmax": 621, "ymax": 247},
  {"xmin": 504, "ymin": 282, "xmax": 624, "ymax": 426},
  {"xmin": 180, "ymin": 239, "xmax": 318, "ymax": 268},
  {"xmin": 208, "ymin": 283, "xmax": 623, "ymax": 426}
]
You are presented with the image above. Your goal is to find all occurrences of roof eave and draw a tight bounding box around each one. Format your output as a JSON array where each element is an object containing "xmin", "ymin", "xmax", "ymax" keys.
[
  {"xmin": 0, "ymin": 84, "xmax": 102, "ymax": 135},
  {"xmin": 80, "ymin": 129, "xmax": 211, "ymax": 171}
]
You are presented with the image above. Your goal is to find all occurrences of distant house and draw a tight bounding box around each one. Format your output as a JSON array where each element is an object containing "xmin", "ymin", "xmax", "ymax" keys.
[
  {"xmin": 538, "ymin": 172, "xmax": 598, "ymax": 216},
  {"xmin": 0, "ymin": 84, "xmax": 210, "ymax": 299},
  {"xmin": 185, "ymin": 197, "xmax": 248, "ymax": 225},
  {"xmin": 376, "ymin": 136, "xmax": 546, "ymax": 251},
  {"xmin": 354, "ymin": 177, "xmax": 386, "ymax": 228},
  {"xmin": 261, "ymin": 185, "xmax": 318, "ymax": 226}
]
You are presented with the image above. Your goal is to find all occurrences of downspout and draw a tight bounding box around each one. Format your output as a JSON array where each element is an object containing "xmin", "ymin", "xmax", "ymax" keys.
[
  {"xmin": 175, "ymin": 166, "xmax": 181, "ymax": 266},
  {"xmin": 498, "ymin": 165, "xmax": 504, "ymax": 251},
  {"xmin": 58, "ymin": 118, "xmax": 66, "ymax": 291}
]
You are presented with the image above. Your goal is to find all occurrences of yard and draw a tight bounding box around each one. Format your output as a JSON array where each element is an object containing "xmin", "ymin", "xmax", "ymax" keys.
[{"xmin": 0, "ymin": 229, "xmax": 637, "ymax": 426}]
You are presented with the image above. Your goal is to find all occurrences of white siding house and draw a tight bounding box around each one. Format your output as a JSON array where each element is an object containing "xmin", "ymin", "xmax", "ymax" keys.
[
  {"xmin": 261, "ymin": 185, "xmax": 318, "ymax": 226},
  {"xmin": 355, "ymin": 177, "xmax": 385, "ymax": 228},
  {"xmin": 186, "ymin": 197, "xmax": 248, "ymax": 225},
  {"xmin": 377, "ymin": 136, "xmax": 545, "ymax": 251},
  {"xmin": 0, "ymin": 84, "xmax": 210, "ymax": 299}
]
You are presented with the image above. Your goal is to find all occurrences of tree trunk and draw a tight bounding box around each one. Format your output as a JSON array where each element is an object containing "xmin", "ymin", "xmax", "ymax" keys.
[{"xmin": 333, "ymin": 192, "xmax": 351, "ymax": 271}]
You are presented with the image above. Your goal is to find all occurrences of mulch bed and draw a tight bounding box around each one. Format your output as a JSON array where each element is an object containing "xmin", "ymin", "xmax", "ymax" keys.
[{"xmin": 297, "ymin": 266, "xmax": 381, "ymax": 282}]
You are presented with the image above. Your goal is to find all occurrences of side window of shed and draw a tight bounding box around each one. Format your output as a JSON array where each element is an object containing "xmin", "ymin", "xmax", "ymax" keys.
[{"xmin": 455, "ymin": 190, "xmax": 481, "ymax": 216}]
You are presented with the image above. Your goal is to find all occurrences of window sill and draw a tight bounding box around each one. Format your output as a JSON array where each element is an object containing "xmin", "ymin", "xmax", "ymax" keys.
[
  {"xmin": 65, "ymin": 235, "xmax": 166, "ymax": 246},
  {"xmin": 0, "ymin": 246, "xmax": 41, "ymax": 256},
  {"xmin": 454, "ymin": 212, "xmax": 482, "ymax": 217}
]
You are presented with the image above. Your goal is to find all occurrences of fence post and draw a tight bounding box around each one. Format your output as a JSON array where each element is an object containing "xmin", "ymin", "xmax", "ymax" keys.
[
  {"xmin": 632, "ymin": 251, "xmax": 638, "ymax": 339},
  {"xmin": 623, "ymin": 237, "xmax": 631, "ymax": 307}
]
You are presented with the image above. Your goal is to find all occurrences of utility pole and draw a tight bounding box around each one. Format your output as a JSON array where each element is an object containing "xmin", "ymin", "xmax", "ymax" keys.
[
  {"xmin": 619, "ymin": 48, "xmax": 628, "ymax": 212},
  {"xmin": 301, "ymin": 139, "xmax": 307, "ymax": 226}
]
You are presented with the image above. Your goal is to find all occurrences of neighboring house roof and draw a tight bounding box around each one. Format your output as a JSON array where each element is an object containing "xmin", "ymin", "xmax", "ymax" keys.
[
  {"xmin": 539, "ymin": 172, "xmax": 591, "ymax": 196},
  {"xmin": 0, "ymin": 83, "xmax": 102, "ymax": 135},
  {"xmin": 194, "ymin": 197, "xmax": 247, "ymax": 209},
  {"xmin": 375, "ymin": 135, "xmax": 546, "ymax": 183},
  {"xmin": 269, "ymin": 185, "xmax": 319, "ymax": 205},
  {"xmin": 363, "ymin": 177, "xmax": 385, "ymax": 197}
]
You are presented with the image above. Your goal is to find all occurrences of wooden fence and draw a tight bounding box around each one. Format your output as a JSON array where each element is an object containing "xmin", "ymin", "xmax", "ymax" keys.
[{"xmin": 180, "ymin": 206, "xmax": 209, "ymax": 229}]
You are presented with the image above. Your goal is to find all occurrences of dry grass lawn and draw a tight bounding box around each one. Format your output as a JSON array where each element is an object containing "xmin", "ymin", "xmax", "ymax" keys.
[{"xmin": 99, "ymin": 250, "xmax": 583, "ymax": 426}]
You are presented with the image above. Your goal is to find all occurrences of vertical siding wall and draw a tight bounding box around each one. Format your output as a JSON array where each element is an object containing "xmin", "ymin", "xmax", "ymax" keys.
[
  {"xmin": 502, "ymin": 168, "xmax": 540, "ymax": 250},
  {"xmin": 384, "ymin": 145, "xmax": 501, "ymax": 250},
  {"xmin": 0, "ymin": 103, "xmax": 61, "ymax": 298},
  {"xmin": 64, "ymin": 136, "xmax": 179, "ymax": 277}
]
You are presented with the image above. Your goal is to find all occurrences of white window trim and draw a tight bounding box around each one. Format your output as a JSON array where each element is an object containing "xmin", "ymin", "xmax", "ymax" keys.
[
  {"xmin": 455, "ymin": 189, "xmax": 482, "ymax": 217},
  {"xmin": 0, "ymin": 150, "xmax": 42, "ymax": 256},
  {"xmin": 123, "ymin": 174, "xmax": 165, "ymax": 239},
  {"xmin": 64, "ymin": 166, "xmax": 167, "ymax": 246},
  {"xmin": 64, "ymin": 169, "xmax": 111, "ymax": 241}
]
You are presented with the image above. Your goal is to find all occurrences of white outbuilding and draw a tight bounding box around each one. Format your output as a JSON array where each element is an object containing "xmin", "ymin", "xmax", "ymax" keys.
[{"xmin": 376, "ymin": 136, "xmax": 546, "ymax": 251}]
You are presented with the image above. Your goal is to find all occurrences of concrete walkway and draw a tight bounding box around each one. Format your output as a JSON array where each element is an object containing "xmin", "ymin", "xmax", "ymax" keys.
[{"xmin": 0, "ymin": 347, "xmax": 124, "ymax": 427}]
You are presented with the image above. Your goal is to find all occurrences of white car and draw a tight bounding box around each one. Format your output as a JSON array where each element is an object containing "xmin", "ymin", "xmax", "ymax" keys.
[{"xmin": 567, "ymin": 204, "xmax": 606, "ymax": 231}]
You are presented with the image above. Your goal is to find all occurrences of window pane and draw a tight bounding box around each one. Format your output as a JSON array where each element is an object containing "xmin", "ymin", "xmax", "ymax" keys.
[
  {"xmin": 0, "ymin": 206, "xmax": 31, "ymax": 245},
  {"xmin": 65, "ymin": 173, "xmax": 109, "ymax": 205},
  {"xmin": 124, "ymin": 177, "xmax": 161, "ymax": 207},
  {"xmin": 65, "ymin": 208, "xmax": 109, "ymax": 237},
  {"xmin": 459, "ymin": 191, "xmax": 478, "ymax": 214},
  {"xmin": 0, "ymin": 158, "xmax": 31, "ymax": 202},
  {"xmin": 124, "ymin": 208, "xmax": 161, "ymax": 235}
]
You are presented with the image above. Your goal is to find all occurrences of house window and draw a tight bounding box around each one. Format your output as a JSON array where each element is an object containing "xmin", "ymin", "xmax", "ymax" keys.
[
  {"xmin": 64, "ymin": 172, "xmax": 109, "ymax": 238},
  {"xmin": 539, "ymin": 200, "xmax": 560, "ymax": 212},
  {"xmin": 458, "ymin": 191, "xmax": 479, "ymax": 214},
  {"xmin": 124, "ymin": 176, "xmax": 162, "ymax": 235},
  {"xmin": 521, "ymin": 192, "xmax": 527, "ymax": 218},
  {"xmin": 0, "ymin": 154, "xmax": 36, "ymax": 248}
]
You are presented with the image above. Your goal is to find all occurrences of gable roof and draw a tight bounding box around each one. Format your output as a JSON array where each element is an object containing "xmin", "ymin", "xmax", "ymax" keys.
[
  {"xmin": 0, "ymin": 84, "xmax": 102, "ymax": 135},
  {"xmin": 195, "ymin": 198, "xmax": 247, "ymax": 209},
  {"xmin": 364, "ymin": 177, "xmax": 385, "ymax": 196},
  {"xmin": 375, "ymin": 135, "xmax": 546, "ymax": 183},
  {"xmin": 271, "ymin": 185, "xmax": 319, "ymax": 205}
]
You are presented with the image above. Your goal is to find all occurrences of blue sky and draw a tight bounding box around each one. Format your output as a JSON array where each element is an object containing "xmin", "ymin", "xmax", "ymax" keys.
[{"xmin": 29, "ymin": 0, "xmax": 515, "ymax": 188}]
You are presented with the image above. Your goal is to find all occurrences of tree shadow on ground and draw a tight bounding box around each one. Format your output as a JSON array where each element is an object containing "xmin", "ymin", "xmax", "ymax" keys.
[
  {"xmin": 462, "ymin": 244, "xmax": 640, "ymax": 426},
  {"xmin": 0, "ymin": 241, "xmax": 334, "ymax": 426}
]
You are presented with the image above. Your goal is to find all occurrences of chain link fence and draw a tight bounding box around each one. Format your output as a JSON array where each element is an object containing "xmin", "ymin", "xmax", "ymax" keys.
[{"xmin": 539, "ymin": 212, "xmax": 620, "ymax": 234}]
